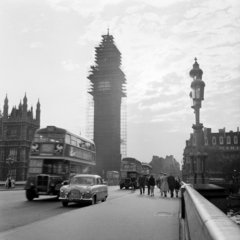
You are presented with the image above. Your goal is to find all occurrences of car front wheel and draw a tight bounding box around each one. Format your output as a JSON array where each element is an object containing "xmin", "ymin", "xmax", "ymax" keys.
[
  {"xmin": 26, "ymin": 190, "xmax": 35, "ymax": 201},
  {"xmin": 102, "ymin": 196, "xmax": 107, "ymax": 202},
  {"xmin": 91, "ymin": 196, "xmax": 96, "ymax": 205}
]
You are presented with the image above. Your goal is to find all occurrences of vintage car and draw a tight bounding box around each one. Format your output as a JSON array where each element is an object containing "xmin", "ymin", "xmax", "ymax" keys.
[{"xmin": 59, "ymin": 174, "xmax": 108, "ymax": 207}]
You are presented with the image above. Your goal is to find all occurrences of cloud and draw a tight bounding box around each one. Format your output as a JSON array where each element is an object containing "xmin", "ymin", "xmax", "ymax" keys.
[
  {"xmin": 22, "ymin": 28, "xmax": 29, "ymax": 33},
  {"xmin": 44, "ymin": 0, "xmax": 240, "ymax": 159},
  {"xmin": 61, "ymin": 60, "xmax": 79, "ymax": 71},
  {"xmin": 48, "ymin": 0, "xmax": 123, "ymax": 17},
  {"xmin": 125, "ymin": 4, "xmax": 146, "ymax": 14},
  {"xmin": 29, "ymin": 42, "xmax": 44, "ymax": 48},
  {"xmin": 132, "ymin": 0, "xmax": 191, "ymax": 8},
  {"xmin": 47, "ymin": 0, "xmax": 71, "ymax": 12}
]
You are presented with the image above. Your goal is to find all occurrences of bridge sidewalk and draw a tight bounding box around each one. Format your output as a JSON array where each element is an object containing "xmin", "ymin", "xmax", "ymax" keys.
[
  {"xmin": 0, "ymin": 181, "xmax": 25, "ymax": 191},
  {"xmin": 0, "ymin": 190, "xmax": 180, "ymax": 240}
]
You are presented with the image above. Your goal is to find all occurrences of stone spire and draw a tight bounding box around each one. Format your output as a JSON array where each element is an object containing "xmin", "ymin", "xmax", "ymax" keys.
[
  {"xmin": 22, "ymin": 93, "xmax": 28, "ymax": 118},
  {"xmin": 36, "ymin": 99, "xmax": 41, "ymax": 124},
  {"xmin": 3, "ymin": 94, "xmax": 8, "ymax": 118}
]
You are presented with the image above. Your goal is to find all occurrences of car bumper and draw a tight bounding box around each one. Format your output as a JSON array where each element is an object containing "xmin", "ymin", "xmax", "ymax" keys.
[{"xmin": 59, "ymin": 197, "xmax": 93, "ymax": 203}]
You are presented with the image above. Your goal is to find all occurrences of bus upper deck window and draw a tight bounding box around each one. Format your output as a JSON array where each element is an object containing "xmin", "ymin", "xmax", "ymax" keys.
[
  {"xmin": 65, "ymin": 134, "xmax": 70, "ymax": 144},
  {"xmin": 77, "ymin": 138, "xmax": 83, "ymax": 148},
  {"xmin": 71, "ymin": 136, "xmax": 77, "ymax": 146},
  {"xmin": 91, "ymin": 144, "xmax": 95, "ymax": 151},
  {"xmin": 80, "ymin": 140, "xmax": 86, "ymax": 149},
  {"xmin": 39, "ymin": 135, "xmax": 48, "ymax": 142},
  {"xmin": 85, "ymin": 142, "xmax": 91, "ymax": 150}
]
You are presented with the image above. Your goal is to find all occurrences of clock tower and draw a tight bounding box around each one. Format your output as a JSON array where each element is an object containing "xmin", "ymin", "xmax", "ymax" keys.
[{"xmin": 88, "ymin": 31, "xmax": 126, "ymax": 178}]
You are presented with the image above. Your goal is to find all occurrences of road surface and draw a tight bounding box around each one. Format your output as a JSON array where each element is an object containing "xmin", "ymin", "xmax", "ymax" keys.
[{"xmin": 0, "ymin": 186, "xmax": 129, "ymax": 232}]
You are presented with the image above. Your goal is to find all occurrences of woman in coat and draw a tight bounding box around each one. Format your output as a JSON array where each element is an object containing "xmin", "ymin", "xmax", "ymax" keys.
[{"xmin": 160, "ymin": 173, "xmax": 169, "ymax": 197}]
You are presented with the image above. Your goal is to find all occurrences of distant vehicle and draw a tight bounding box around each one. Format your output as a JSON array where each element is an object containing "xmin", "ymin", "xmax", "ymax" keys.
[
  {"xmin": 61, "ymin": 180, "xmax": 70, "ymax": 186},
  {"xmin": 59, "ymin": 174, "xmax": 108, "ymax": 207},
  {"xmin": 24, "ymin": 126, "xmax": 96, "ymax": 201},
  {"xmin": 119, "ymin": 157, "xmax": 142, "ymax": 189},
  {"xmin": 106, "ymin": 171, "xmax": 119, "ymax": 186},
  {"xmin": 141, "ymin": 162, "xmax": 152, "ymax": 178}
]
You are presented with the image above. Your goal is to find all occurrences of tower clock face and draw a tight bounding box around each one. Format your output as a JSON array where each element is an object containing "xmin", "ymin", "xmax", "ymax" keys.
[{"xmin": 98, "ymin": 81, "xmax": 111, "ymax": 91}]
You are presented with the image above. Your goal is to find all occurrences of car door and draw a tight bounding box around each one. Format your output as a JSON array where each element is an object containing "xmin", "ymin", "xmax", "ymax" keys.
[
  {"xmin": 99, "ymin": 177, "xmax": 107, "ymax": 199},
  {"xmin": 96, "ymin": 177, "xmax": 103, "ymax": 200}
]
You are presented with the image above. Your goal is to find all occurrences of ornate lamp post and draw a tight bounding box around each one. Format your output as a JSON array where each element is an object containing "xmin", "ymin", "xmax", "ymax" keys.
[
  {"xmin": 182, "ymin": 153, "xmax": 186, "ymax": 181},
  {"xmin": 188, "ymin": 58, "xmax": 209, "ymax": 184}
]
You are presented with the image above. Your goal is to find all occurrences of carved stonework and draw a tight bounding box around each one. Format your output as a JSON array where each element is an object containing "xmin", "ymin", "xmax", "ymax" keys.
[{"xmin": 0, "ymin": 95, "xmax": 40, "ymax": 181}]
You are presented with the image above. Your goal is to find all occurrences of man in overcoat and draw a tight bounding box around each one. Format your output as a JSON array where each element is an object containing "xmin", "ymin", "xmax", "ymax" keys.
[
  {"xmin": 138, "ymin": 175, "xmax": 145, "ymax": 194},
  {"xmin": 167, "ymin": 173, "xmax": 175, "ymax": 198},
  {"xmin": 148, "ymin": 174, "xmax": 156, "ymax": 196}
]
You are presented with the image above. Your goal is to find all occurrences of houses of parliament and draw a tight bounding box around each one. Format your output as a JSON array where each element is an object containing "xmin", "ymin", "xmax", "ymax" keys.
[{"xmin": 0, "ymin": 94, "xmax": 40, "ymax": 181}]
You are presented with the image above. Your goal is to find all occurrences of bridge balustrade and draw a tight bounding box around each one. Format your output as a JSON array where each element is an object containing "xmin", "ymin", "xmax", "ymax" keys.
[{"xmin": 181, "ymin": 182, "xmax": 240, "ymax": 240}]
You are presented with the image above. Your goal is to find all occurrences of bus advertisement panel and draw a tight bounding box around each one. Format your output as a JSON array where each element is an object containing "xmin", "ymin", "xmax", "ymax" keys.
[
  {"xmin": 24, "ymin": 126, "xmax": 96, "ymax": 201},
  {"xmin": 119, "ymin": 157, "xmax": 142, "ymax": 189}
]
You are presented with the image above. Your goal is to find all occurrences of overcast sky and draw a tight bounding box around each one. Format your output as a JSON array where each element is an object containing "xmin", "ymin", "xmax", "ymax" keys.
[{"xmin": 0, "ymin": 0, "xmax": 239, "ymax": 165}]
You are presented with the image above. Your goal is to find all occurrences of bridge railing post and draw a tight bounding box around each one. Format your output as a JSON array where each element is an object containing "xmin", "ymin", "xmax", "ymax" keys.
[{"xmin": 181, "ymin": 186, "xmax": 185, "ymax": 219}]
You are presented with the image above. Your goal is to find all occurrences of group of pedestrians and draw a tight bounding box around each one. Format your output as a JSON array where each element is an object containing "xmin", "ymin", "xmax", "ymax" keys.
[
  {"xmin": 158, "ymin": 172, "xmax": 181, "ymax": 198},
  {"xmin": 5, "ymin": 176, "xmax": 15, "ymax": 189},
  {"xmin": 132, "ymin": 173, "xmax": 181, "ymax": 198}
]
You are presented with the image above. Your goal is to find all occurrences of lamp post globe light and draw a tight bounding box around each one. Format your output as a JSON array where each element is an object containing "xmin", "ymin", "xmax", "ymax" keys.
[{"xmin": 188, "ymin": 58, "xmax": 209, "ymax": 184}]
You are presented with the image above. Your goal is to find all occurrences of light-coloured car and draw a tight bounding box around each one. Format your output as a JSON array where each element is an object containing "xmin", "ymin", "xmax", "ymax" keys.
[{"xmin": 59, "ymin": 174, "xmax": 108, "ymax": 207}]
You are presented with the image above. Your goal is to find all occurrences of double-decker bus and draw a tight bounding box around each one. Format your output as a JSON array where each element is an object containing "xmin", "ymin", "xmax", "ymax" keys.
[
  {"xmin": 24, "ymin": 126, "xmax": 96, "ymax": 201},
  {"xmin": 106, "ymin": 171, "xmax": 119, "ymax": 186},
  {"xmin": 141, "ymin": 162, "xmax": 152, "ymax": 178},
  {"xmin": 119, "ymin": 157, "xmax": 142, "ymax": 189}
]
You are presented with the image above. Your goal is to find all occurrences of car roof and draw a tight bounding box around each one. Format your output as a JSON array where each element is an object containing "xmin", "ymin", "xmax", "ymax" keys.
[{"xmin": 73, "ymin": 174, "xmax": 101, "ymax": 178}]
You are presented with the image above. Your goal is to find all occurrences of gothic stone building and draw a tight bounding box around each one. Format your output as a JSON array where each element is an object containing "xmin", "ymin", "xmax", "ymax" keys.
[
  {"xmin": 182, "ymin": 127, "xmax": 240, "ymax": 182},
  {"xmin": 0, "ymin": 94, "xmax": 40, "ymax": 181}
]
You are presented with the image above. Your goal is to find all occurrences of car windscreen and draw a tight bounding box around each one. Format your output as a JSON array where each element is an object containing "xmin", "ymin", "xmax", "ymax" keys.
[{"xmin": 70, "ymin": 177, "xmax": 95, "ymax": 185}]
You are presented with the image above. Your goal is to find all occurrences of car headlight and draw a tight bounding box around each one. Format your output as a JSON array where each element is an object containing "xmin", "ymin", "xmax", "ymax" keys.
[{"xmin": 86, "ymin": 186, "xmax": 91, "ymax": 194}]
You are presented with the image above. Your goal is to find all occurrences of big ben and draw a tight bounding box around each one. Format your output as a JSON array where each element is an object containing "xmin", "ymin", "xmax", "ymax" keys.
[{"xmin": 88, "ymin": 31, "xmax": 126, "ymax": 178}]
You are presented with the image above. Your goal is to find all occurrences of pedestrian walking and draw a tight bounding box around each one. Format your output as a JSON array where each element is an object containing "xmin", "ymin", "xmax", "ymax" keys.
[
  {"xmin": 148, "ymin": 174, "xmax": 155, "ymax": 196},
  {"xmin": 167, "ymin": 173, "xmax": 175, "ymax": 198},
  {"xmin": 160, "ymin": 173, "xmax": 169, "ymax": 197},
  {"xmin": 130, "ymin": 176, "xmax": 136, "ymax": 192},
  {"xmin": 138, "ymin": 175, "xmax": 145, "ymax": 194},
  {"xmin": 146, "ymin": 176, "xmax": 150, "ymax": 195},
  {"xmin": 11, "ymin": 178, "xmax": 15, "ymax": 188},
  {"xmin": 5, "ymin": 178, "xmax": 9, "ymax": 189},
  {"xmin": 158, "ymin": 172, "xmax": 164, "ymax": 196},
  {"xmin": 174, "ymin": 177, "xmax": 181, "ymax": 198},
  {"xmin": 8, "ymin": 177, "xmax": 12, "ymax": 189}
]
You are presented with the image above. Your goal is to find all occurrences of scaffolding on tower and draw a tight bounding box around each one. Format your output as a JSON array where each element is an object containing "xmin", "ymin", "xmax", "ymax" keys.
[
  {"xmin": 86, "ymin": 31, "xmax": 127, "ymax": 176},
  {"xmin": 86, "ymin": 79, "xmax": 94, "ymax": 141},
  {"xmin": 86, "ymin": 77, "xmax": 127, "ymax": 158},
  {"xmin": 121, "ymin": 97, "xmax": 127, "ymax": 159}
]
